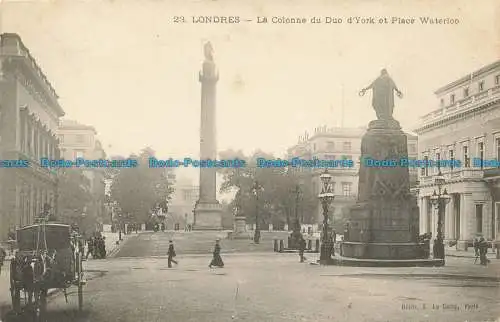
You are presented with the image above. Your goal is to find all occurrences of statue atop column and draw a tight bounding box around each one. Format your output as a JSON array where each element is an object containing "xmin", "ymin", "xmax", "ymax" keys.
[
  {"xmin": 201, "ymin": 41, "xmax": 217, "ymax": 79},
  {"xmin": 359, "ymin": 69, "xmax": 403, "ymax": 120},
  {"xmin": 204, "ymin": 41, "xmax": 214, "ymax": 61}
]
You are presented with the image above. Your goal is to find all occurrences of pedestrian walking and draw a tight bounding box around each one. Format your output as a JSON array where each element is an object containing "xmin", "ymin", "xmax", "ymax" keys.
[
  {"xmin": 473, "ymin": 236, "xmax": 480, "ymax": 258},
  {"xmin": 78, "ymin": 238, "xmax": 84, "ymax": 255},
  {"xmin": 209, "ymin": 239, "xmax": 224, "ymax": 268},
  {"xmin": 99, "ymin": 236, "xmax": 107, "ymax": 259},
  {"xmin": 167, "ymin": 240, "xmax": 178, "ymax": 268},
  {"xmin": 0, "ymin": 246, "xmax": 6, "ymax": 274},
  {"xmin": 298, "ymin": 236, "xmax": 306, "ymax": 262},
  {"xmin": 86, "ymin": 237, "xmax": 94, "ymax": 259},
  {"xmin": 478, "ymin": 237, "xmax": 490, "ymax": 266},
  {"xmin": 8, "ymin": 230, "xmax": 15, "ymax": 256},
  {"xmin": 329, "ymin": 233, "xmax": 335, "ymax": 258}
]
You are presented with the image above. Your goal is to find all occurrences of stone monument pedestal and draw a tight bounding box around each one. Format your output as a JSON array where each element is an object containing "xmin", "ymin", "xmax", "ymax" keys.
[
  {"xmin": 232, "ymin": 215, "xmax": 249, "ymax": 239},
  {"xmin": 193, "ymin": 202, "xmax": 223, "ymax": 230},
  {"xmin": 337, "ymin": 119, "xmax": 441, "ymax": 267}
]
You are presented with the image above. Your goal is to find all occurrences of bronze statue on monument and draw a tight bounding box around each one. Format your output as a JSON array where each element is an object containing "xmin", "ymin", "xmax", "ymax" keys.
[
  {"xmin": 359, "ymin": 69, "xmax": 403, "ymax": 121},
  {"xmin": 331, "ymin": 68, "xmax": 441, "ymax": 267}
]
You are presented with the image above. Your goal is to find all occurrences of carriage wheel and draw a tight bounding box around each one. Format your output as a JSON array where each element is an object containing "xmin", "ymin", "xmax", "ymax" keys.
[
  {"xmin": 76, "ymin": 251, "xmax": 83, "ymax": 311},
  {"xmin": 9, "ymin": 260, "xmax": 21, "ymax": 313},
  {"xmin": 33, "ymin": 289, "xmax": 47, "ymax": 322}
]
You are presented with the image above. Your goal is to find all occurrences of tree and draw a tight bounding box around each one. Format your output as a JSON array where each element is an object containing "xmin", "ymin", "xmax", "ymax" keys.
[
  {"xmin": 218, "ymin": 149, "xmax": 317, "ymax": 229},
  {"xmin": 111, "ymin": 147, "xmax": 174, "ymax": 224},
  {"xmin": 57, "ymin": 168, "xmax": 94, "ymax": 226}
]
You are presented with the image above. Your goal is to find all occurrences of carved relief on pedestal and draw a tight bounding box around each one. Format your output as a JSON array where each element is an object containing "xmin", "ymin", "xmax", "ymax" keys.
[{"xmin": 371, "ymin": 173, "xmax": 410, "ymax": 200}]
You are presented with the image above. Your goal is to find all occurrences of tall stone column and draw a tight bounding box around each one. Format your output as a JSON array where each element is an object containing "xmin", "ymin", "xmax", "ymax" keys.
[
  {"xmin": 193, "ymin": 41, "xmax": 223, "ymax": 230},
  {"xmin": 431, "ymin": 204, "xmax": 438, "ymax": 243},
  {"xmin": 419, "ymin": 197, "xmax": 427, "ymax": 233},
  {"xmin": 458, "ymin": 193, "xmax": 473, "ymax": 250},
  {"xmin": 445, "ymin": 196, "xmax": 455, "ymax": 240}
]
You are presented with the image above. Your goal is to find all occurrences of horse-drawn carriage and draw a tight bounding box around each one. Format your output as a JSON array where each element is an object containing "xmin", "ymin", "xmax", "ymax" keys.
[{"xmin": 9, "ymin": 220, "xmax": 85, "ymax": 321}]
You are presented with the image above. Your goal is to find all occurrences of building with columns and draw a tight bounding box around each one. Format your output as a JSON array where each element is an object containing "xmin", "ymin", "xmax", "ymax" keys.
[
  {"xmin": 414, "ymin": 59, "xmax": 500, "ymax": 250},
  {"xmin": 0, "ymin": 33, "xmax": 65, "ymax": 239},
  {"xmin": 57, "ymin": 120, "xmax": 107, "ymax": 224},
  {"xmin": 287, "ymin": 125, "xmax": 418, "ymax": 230}
]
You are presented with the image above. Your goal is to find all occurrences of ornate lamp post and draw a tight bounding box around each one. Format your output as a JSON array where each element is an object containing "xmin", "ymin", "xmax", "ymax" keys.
[
  {"xmin": 80, "ymin": 210, "xmax": 87, "ymax": 237},
  {"xmin": 430, "ymin": 170, "xmax": 451, "ymax": 260},
  {"xmin": 319, "ymin": 169, "xmax": 335, "ymax": 263},
  {"xmin": 252, "ymin": 180, "xmax": 264, "ymax": 244}
]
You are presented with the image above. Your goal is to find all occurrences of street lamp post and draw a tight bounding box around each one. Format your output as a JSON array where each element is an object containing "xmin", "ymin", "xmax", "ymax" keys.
[
  {"xmin": 118, "ymin": 214, "xmax": 123, "ymax": 240},
  {"xmin": 293, "ymin": 184, "xmax": 301, "ymax": 227},
  {"xmin": 80, "ymin": 211, "xmax": 87, "ymax": 238},
  {"xmin": 319, "ymin": 169, "xmax": 335, "ymax": 263},
  {"xmin": 430, "ymin": 170, "xmax": 451, "ymax": 261},
  {"xmin": 252, "ymin": 181, "xmax": 264, "ymax": 244}
]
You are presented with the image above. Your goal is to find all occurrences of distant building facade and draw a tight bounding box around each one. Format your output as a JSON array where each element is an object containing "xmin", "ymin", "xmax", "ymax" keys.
[
  {"xmin": 169, "ymin": 177, "xmax": 199, "ymax": 229},
  {"xmin": 414, "ymin": 60, "xmax": 500, "ymax": 249},
  {"xmin": 288, "ymin": 126, "xmax": 418, "ymax": 229},
  {"xmin": 57, "ymin": 120, "xmax": 106, "ymax": 224},
  {"xmin": 0, "ymin": 33, "xmax": 65, "ymax": 239}
]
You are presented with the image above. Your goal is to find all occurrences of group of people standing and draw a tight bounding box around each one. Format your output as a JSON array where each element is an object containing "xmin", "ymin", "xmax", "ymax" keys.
[
  {"xmin": 473, "ymin": 236, "xmax": 491, "ymax": 266},
  {"xmin": 86, "ymin": 235, "xmax": 107, "ymax": 259},
  {"xmin": 166, "ymin": 239, "xmax": 224, "ymax": 269}
]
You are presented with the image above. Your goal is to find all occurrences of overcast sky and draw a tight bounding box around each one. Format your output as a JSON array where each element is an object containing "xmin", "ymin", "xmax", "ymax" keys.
[{"xmin": 1, "ymin": 0, "xmax": 499, "ymax": 184}]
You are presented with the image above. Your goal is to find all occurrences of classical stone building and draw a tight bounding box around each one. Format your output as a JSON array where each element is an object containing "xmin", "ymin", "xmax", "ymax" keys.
[
  {"xmin": 414, "ymin": 60, "xmax": 500, "ymax": 250},
  {"xmin": 57, "ymin": 120, "xmax": 107, "ymax": 224},
  {"xmin": 287, "ymin": 126, "xmax": 418, "ymax": 230},
  {"xmin": 0, "ymin": 33, "xmax": 65, "ymax": 239},
  {"xmin": 169, "ymin": 176, "xmax": 199, "ymax": 229}
]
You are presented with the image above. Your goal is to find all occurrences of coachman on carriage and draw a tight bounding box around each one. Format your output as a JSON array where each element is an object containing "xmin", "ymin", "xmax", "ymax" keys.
[{"xmin": 9, "ymin": 204, "xmax": 85, "ymax": 321}]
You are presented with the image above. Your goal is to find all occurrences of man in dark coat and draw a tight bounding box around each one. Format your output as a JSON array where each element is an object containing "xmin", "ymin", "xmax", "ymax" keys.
[
  {"xmin": 94, "ymin": 236, "xmax": 101, "ymax": 259},
  {"xmin": 298, "ymin": 236, "xmax": 306, "ymax": 263},
  {"xmin": 209, "ymin": 239, "xmax": 224, "ymax": 268},
  {"xmin": 0, "ymin": 246, "xmax": 6, "ymax": 274},
  {"xmin": 86, "ymin": 237, "xmax": 94, "ymax": 259},
  {"xmin": 99, "ymin": 236, "xmax": 107, "ymax": 259},
  {"xmin": 478, "ymin": 237, "xmax": 490, "ymax": 266},
  {"xmin": 167, "ymin": 240, "xmax": 178, "ymax": 268}
]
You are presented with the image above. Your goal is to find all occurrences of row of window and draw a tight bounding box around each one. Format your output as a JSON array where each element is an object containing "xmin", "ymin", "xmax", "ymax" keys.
[
  {"xmin": 421, "ymin": 138, "xmax": 500, "ymax": 176},
  {"xmin": 59, "ymin": 148, "xmax": 85, "ymax": 159},
  {"xmin": 315, "ymin": 182, "xmax": 352, "ymax": 196},
  {"xmin": 313, "ymin": 141, "xmax": 352, "ymax": 152},
  {"xmin": 323, "ymin": 154, "xmax": 353, "ymax": 160},
  {"xmin": 19, "ymin": 110, "xmax": 58, "ymax": 160},
  {"xmin": 58, "ymin": 134, "xmax": 87, "ymax": 144},
  {"xmin": 313, "ymin": 142, "xmax": 417, "ymax": 155},
  {"xmin": 440, "ymin": 74, "xmax": 500, "ymax": 106}
]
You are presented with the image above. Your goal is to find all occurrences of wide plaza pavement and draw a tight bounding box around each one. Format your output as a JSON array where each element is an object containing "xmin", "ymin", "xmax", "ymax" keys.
[{"xmin": 1, "ymin": 231, "xmax": 498, "ymax": 322}]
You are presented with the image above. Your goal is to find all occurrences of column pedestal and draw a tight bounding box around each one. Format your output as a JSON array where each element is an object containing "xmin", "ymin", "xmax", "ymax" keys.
[
  {"xmin": 193, "ymin": 202, "xmax": 223, "ymax": 230},
  {"xmin": 338, "ymin": 120, "xmax": 442, "ymax": 266},
  {"xmin": 232, "ymin": 215, "xmax": 248, "ymax": 239}
]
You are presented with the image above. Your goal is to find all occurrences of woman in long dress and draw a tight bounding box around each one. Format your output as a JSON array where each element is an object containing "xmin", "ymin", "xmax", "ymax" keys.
[{"xmin": 209, "ymin": 239, "xmax": 224, "ymax": 268}]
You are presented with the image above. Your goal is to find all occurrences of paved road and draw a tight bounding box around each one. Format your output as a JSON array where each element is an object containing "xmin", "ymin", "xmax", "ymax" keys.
[{"xmin": 1, "ymin": 232, "xmax": 499, "ymax": 322}]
